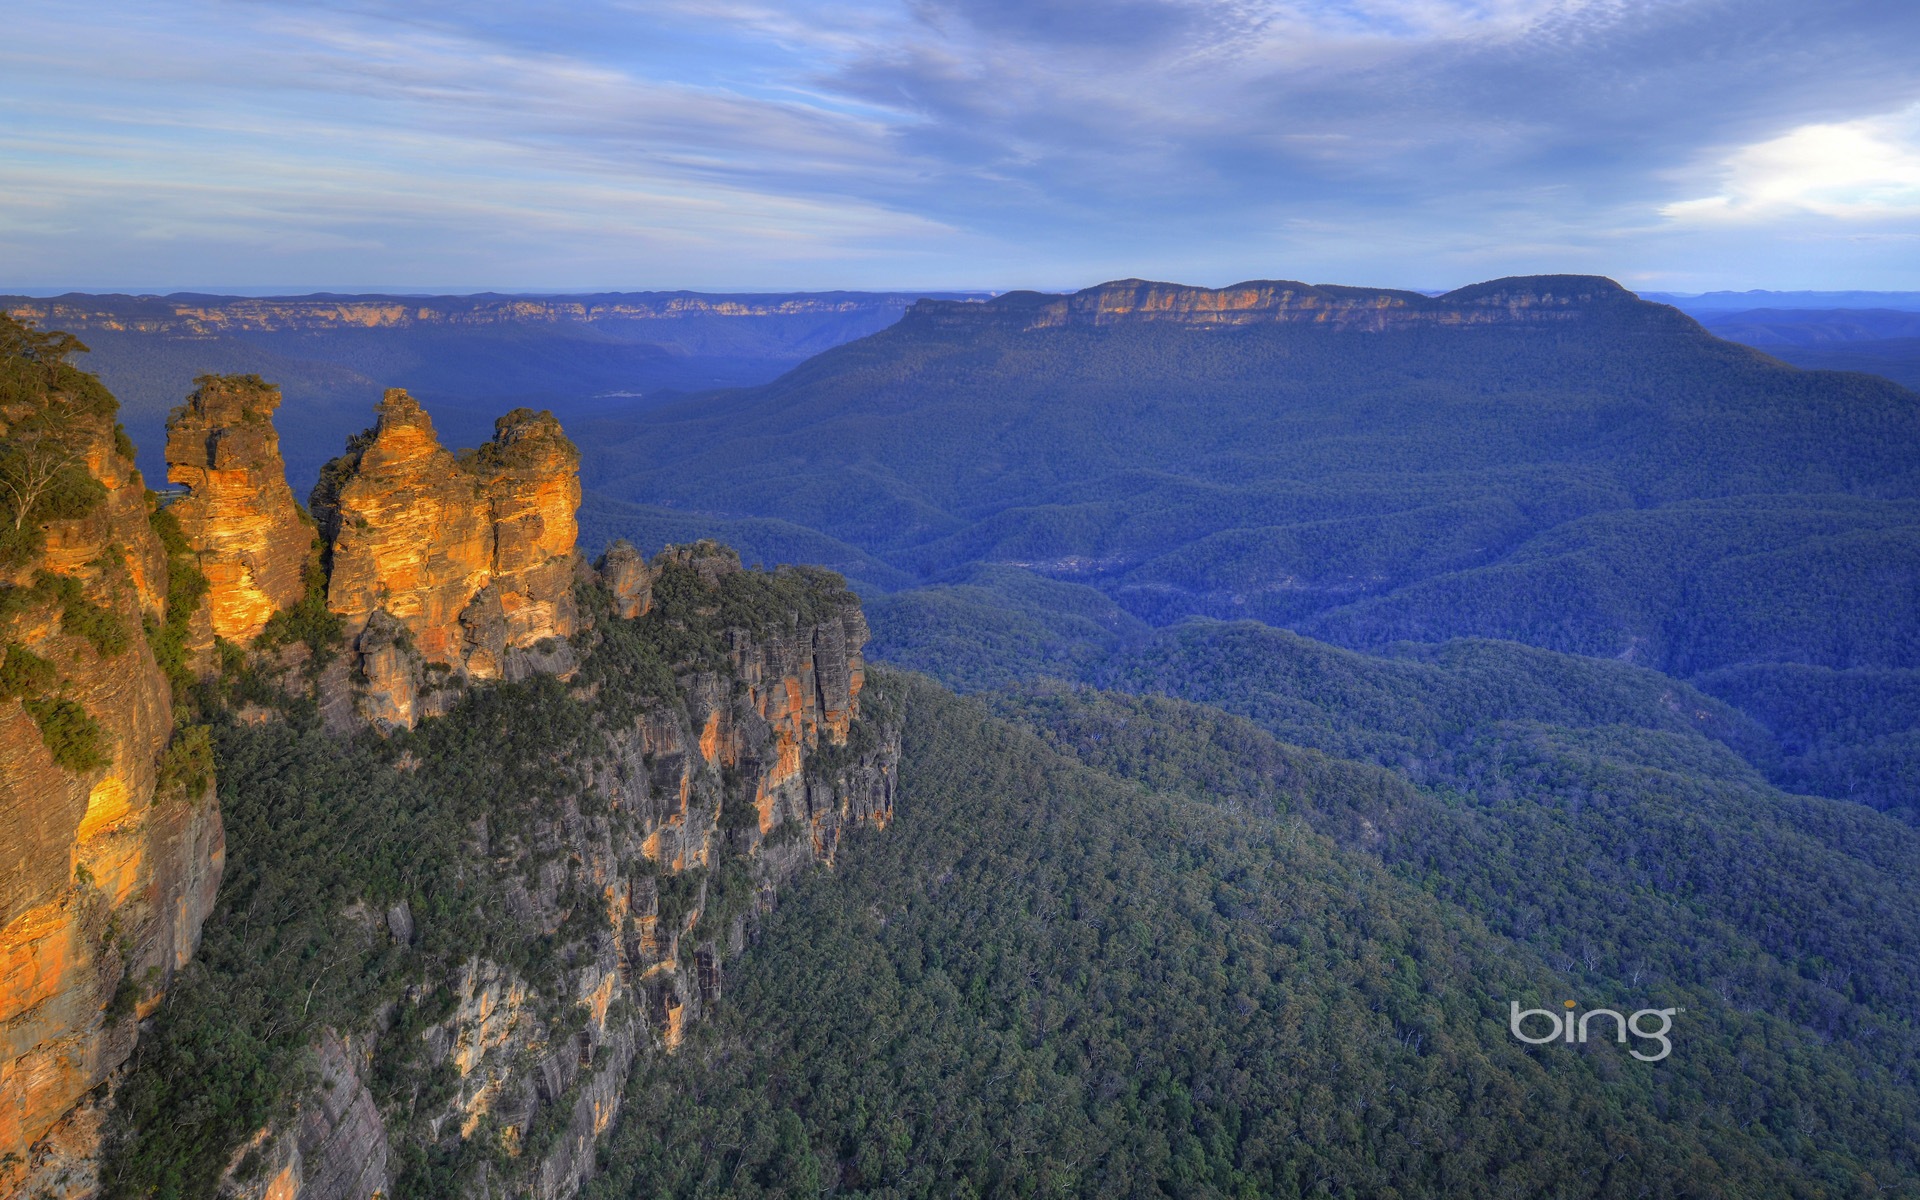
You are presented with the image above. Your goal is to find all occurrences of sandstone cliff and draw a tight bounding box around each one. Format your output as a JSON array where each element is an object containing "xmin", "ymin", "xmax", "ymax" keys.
[
  {"xmin": 208, "ymin": 541, "xmax": 896, "ymax": 1200},
  {"xmin": 0, "ymin": 319, "xmax": 223, "ymax": 1198},
  {"xmin": 163, "ymin": 374, "xmax": 312, "ymax": 643},
  {"xmin": 316, "ymin": 390, "xmax": 581, "ymax": 728},
  {"xmin": 908, "ymin": 274, "xmax": 1657, "ymax": 333},
  {"xmin": 55, "ymin": 371, "xmax": 894, "ymax": 1200}
]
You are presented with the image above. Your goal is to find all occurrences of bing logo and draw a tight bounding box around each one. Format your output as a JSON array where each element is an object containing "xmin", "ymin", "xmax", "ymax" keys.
[{"xmin": 1510, "ymin": 999, "xmax": 1679, "ymax": 1062}]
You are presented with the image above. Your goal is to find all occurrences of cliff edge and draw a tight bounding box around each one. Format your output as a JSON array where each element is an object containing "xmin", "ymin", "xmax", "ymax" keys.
[
  {"xmin": 0, "ymin": 317, "xmax": 223, "ymax": 1199},
  {"xmin": 906, "ymin": 274, "xmax": 1670, "ymax": 334}
]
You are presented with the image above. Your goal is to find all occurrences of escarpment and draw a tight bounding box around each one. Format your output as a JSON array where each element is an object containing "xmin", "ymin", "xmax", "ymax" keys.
[
  {"xmin": 129, "ymin": 540, "xmax": 896, "ymax": 1200},
  {"xmin": 163, "ymin": 374, "xmax": 313, "ymax": 642},
  {"xmin": 4, "ymin": 334, "xmax": 899, "ymax": 1199},
  {"xmin": 63, "ymin": 379, "xmax": 899, "ymax": 1200},
  {"xmin": 0, "ymin": 319, "xmax": 224, "ymax": 1199},
  {"xmin": 907, "ymin": 274, "xmax": 1664, "ymax": 333}
]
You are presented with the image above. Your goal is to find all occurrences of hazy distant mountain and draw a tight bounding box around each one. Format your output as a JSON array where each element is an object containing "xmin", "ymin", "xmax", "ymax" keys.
[
  {"xmin": 1667, "ymin": 305, "xmax": 1920, "ymax": 391},
  {"xmin": 1646, "ymin": 289, "xmax": 1920, "ymax": 313},
  {"xmin": 0, "ymin": 289, "xmax": 986, "ymax": 495},
  {"xmin": 1688, "ymin": 309, "xmax": 1920, "ymax": 346},
  {"xmin": 571, "ymin": 274, "xmax": 1920, "ymax": 815}
]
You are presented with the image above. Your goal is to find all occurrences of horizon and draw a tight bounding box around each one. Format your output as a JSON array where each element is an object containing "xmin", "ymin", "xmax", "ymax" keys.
[{"xmin": 8, "ymin": 280, "xmax": 1920, "ymax": 303}]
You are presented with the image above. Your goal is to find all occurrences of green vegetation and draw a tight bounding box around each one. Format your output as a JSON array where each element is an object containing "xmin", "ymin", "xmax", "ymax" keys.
[
  {"xmin": 155, "ymin": 723, "xmax": 213, "ymax": 801},
  {"xmin": 145, "ymin": 502, "xmax": 212, "ymax": 707},
  {"xmin": 23, "ymin": 696, "xmax": 109, "ymax": 771},
  {"xmin": 0, "ymin": 575, "xmax": 124, "ymax": 771},
  {"xmin": 0, "ymin": 313, "xmax": 115, "ymax": 566},
  {"xmin": 558, "ymin": 283, "xmax": 1920, "ymax": 817},
  {"xmin": 0, "ymin": 641, "xmax": 56, "ymax": 699},
  {"xmin": 584, "ymin": 676, "xmax": 1920, "ymax": 1198},
  {"xmin": 106, "ymin": 674, "xmax": 598, "ymax": 1200},
  {"xmin": 104, "ymin": 561, "xmax": 869, "ymax": 1199},
  {"xmin": 35, "ymin": 570, "xmax": 130, "ymax": 658}
]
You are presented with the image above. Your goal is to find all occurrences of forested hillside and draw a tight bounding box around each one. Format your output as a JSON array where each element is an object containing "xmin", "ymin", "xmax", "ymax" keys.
[
  {"xmin": 11, "ymin": 275, "xmax": 1920, "ymax": 1198},
  {"xmin": 568, "ymin": 276, "xmax": 1920, "ymax": 817},
  {"xmin": 581, "ymin": 675, "xmax": 1920, "ymax": 1198}
]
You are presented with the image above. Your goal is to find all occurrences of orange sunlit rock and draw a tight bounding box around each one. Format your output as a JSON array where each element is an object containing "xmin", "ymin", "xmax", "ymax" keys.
[{"xmin": 165, "ymin": 375, "xmax": 312, "ymax": 642}]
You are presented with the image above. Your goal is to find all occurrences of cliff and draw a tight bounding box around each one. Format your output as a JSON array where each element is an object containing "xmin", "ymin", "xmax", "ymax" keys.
[
  {"xmin": 163, "ymin": 375, "xmax": 312, "ymax": 643},
  {"xmin": 2, "ymin": 291, "xmax": 946, "ymax": 336},
  {"xmin": 136, "ymin": 542, "xmax": 895, "ymax": 1200},
  {"xmin": 315, "ymin": 390, "xmax": 581, "ymax": 728},
  {"xmin": 906, "ymin": 274, "xmax": 1669, "ymax": 333},
  {"xmin": 44, "ymin": 370, "xmax": 894, "ymax": 1200},
  {"xmin": 0, "ymin": 318, "xmax": 223, "ymax": 1199}
]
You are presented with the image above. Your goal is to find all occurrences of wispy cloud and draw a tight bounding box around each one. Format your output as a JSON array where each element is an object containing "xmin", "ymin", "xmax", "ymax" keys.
[{"xmin": 1, "ymin": 0, "xmax": 1916, "ymax": 289}]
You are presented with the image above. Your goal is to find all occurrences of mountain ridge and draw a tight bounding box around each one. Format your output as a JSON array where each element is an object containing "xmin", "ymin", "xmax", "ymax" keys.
[{"xmin": 906, "ymin": 273, "xmax": 1664, "ymax": 333}]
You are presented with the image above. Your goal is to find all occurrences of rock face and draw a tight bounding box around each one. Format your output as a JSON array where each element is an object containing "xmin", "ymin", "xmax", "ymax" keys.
[
  {"xmin": 908, "ymin": 274, "xmax": 1656, "ymax": 334},
  {"xmin": 3, "ymin": 352, "xmax": 893, "ymax": 1199},
  {"xmin": 224, "ymin": 546, "xmax": 898, "ymax": 1200},
  {"xmin": 0, "ymin": 329, "xmax": 224, "ymax": 1199},
  {"xmin": 164, "ymin": 374, "xmax": 312, "ymax": 642},
  {"xmin": 598, "ymin": 540, "xmax": 652, "ymax": 620},
  {"xmin": 317, "ymin": 390, "xmax": 581, "ymax": 727}
]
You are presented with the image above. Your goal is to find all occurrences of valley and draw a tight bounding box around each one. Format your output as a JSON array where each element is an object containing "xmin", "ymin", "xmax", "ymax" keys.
[{"xmin": 3, "ymin": 273, "xmax": 1919, "ymax": 1198}]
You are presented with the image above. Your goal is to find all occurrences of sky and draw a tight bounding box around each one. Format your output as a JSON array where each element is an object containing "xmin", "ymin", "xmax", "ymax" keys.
[{"xmin": 2, "ymin": 0, "xmax": 1918, "ymax": 293}]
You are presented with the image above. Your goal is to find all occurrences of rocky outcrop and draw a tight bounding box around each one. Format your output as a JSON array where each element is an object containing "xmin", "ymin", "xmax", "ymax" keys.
[
  {"xmin": 597, "ymin": 540, "xmax": 652, "ymax": 620},
  {"xmin": 226, "ymin": 546, "xmax": 898, "ymax": 1200},
  {"xmin": 164, "ymin": 374, "xmax": 312, "ymax": 642},
  {"xmin": 318, "ymin": 390, "xmax": 581, "ymax": 728},
  {"xmin": 139, "ymin": 376, "xmax": 892, "ymax": 1199},
  {"xmin": 908, "ymin": 274, "xmax": 1658, "ymax": 334},
  {"xmin": 466, "ymin": 408, "xmax": 582, "ymax": 675},
  {"xmin": 222, "ymin": 1031, "xmax": 391, "ymax": 1200},
  {"xmin": 0, "ymin": 348, "xmax": 891, "ymax": 1199},
  {"xmin": 0, "ymin": 323, "xmax": 223, "ymax": 1199}
]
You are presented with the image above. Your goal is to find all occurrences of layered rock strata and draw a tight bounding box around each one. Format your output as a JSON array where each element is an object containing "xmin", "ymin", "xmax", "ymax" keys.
[
  {"xmin": 163, "ymin": 374, "xmax": 312, "ymax": 642},
  {"xmin": 5, "ymin": 360, "xmax": 892, "ymax": 1199},
  {"xmin": 316, "ymin": 390, "xmax": 582, "ymax": 727},
  {"xmin": 225, "ymin": 546, "xmax": 897, "ymax": 1200},
  {"xmin": 0, "ymin": 334, "xmax": 224, "ymax": 1199},
  {"xmin": 598, "ymin": 540, "xmax": 652, "ymax": 619},
  {"xmin": 4, "ymin": 291, "xmax": 935, "ymax": 335},
  {"xmin": 908, "ymin": 274, "xmax": 1653, "ymax": 333}
]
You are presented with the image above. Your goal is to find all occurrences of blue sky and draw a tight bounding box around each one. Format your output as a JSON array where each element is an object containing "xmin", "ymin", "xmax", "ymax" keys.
[{"xmin": 3, "ymin": 0, "xmax": 1918, "ymax": 292}]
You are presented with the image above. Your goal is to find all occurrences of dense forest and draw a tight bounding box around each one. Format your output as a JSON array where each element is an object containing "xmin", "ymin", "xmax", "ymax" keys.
[
  {"xmin": 11, "ymin": 279, "xmax": 1918, "ymax": 1197},
  {"xmin": 98, "ymin": 546, "xmax": 897, "ymax": 1198},
  {"xmin": 556, "ymin": 280, "xmax": 1920, "ymax": 819},
  {"xmin": 581, "ymin": 675, "xmax": 1920, "ymax": 1198}
]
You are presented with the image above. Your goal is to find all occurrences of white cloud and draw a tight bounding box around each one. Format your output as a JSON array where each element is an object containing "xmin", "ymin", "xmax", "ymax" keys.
[{"xmin": 1663, "ymin": 105, "xmax": 1920, "ymax": 223}]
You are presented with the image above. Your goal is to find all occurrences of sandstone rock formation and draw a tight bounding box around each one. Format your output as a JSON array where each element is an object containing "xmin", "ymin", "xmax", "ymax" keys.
[
  {"xmin": 908, "ymin": 274, "xmax": 1648, "ymax": 334},
  {"xmin": 0, "ymin": 325, "xmax": 224, "ymax": 1198},
  {"xmin": 163, "ymin": 374, "xmax": 312, "ymax": 642},
  {"xmin": 2, "ymin": 344, "xmax": 890, "ymax": 1199},
  {"xmin": 224, "ymin": 545, "xmax": 896, "ymax": 1200},
  {"xmin": 597, "ymin": 539, "xmax": 652, "ymax": 619},
  {"xmin": 317, "ymin": 390, "xmax": 581, "ymax": 727}
]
